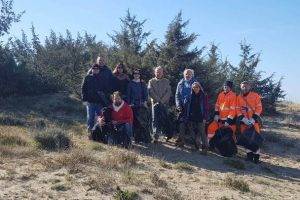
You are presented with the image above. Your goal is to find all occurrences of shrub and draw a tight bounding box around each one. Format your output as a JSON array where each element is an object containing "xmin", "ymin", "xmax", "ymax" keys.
[
  {"xmin": 114, "ymin": 187, "xmax": 138, "ymax": 200},
  {"xmin": 150, "ymin": 173, "xmax": 168, "ymax": 188},
  {"xmin": 34, "ymin": 127, "xmax": 72, "ymax": 151},
  {"xmin": 174, "ymin": 162, "xmax": 195, "ymax": 172},
  {"xmin": 223, "ymin": 176, "xmax": 250, "ymax": 192}
]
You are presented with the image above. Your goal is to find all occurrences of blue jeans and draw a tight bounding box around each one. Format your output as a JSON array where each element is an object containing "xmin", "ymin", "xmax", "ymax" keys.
[
  {"xmin": 86, "ymin": 102, "xmax": 102, "ymax": 132},
  {"xmin": 123, "ymin": 123, "xmax": 133, "ymax": 138}
]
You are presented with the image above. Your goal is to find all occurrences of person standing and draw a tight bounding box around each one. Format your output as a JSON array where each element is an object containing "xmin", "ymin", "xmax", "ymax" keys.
[
  {"xmin": 112, "ymin": 63, "xmax": 130, "ymax": 100},
  {"xmin": 81, "ymin": 64, "xmax": 110, "ymax": 138},
  {"xmin": 176, "ymin": 82, "xmax": 209, "ymax": 149},
  {"xmin": 236, "ymin": 81, "xmax": 263, "ymax": 163},
  {"xmin": 148, "ymin": 66, "xmax": 172, "ymax": 142}
]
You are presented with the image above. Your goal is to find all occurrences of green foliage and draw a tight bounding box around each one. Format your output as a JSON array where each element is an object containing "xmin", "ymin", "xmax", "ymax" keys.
[
  {"xmin": 0, "ymin": 0, "xmax": 24, "ymax": 37},
  {"xmin": 114, "ymin": 187, "xmax": 138, "ymax": 200}
]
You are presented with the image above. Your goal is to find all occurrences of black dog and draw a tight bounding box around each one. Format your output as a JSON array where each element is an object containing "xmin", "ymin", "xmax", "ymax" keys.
[
  {"xmin": 132, "ymin": 106, "xmax": 152, "ymax": 143},
  {"xmin": 91, "ymin": 107, "xmax": 113, "ymax": 143}
]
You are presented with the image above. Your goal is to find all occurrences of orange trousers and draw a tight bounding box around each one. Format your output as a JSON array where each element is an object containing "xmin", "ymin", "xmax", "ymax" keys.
[{"xmin": 207, "ymin": 121, "xmax": 236, "ymax": 142}]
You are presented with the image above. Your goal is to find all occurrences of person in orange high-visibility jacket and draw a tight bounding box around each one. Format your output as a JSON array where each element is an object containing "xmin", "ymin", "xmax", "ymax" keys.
[
  {"xmin": 207, "ymin": 81, "xmax": 237, "ymax": 143},
  {"xmin": 236, "ymin": 81, "xmax": 262, "ymax": 163}
]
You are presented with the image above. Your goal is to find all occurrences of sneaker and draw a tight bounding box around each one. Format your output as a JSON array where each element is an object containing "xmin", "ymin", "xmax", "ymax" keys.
[
  {"xmin": 253, "ymin": 154, "xmax": 260, "ymax": 164},
  {"xmin": 165, "ymin": 136, "xmax": 172, "ymax": 142},
  {"xmin": 246, "ymin": 152, "xmax": 254, "ymax": 162}
]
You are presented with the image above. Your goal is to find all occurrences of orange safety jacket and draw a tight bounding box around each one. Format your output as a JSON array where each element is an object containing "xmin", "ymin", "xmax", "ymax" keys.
[
  {"xmin": 214, "ymin": 91, "xmax": 237, "ymax": 121},
  {"xmin": 236, "ymin": 92, "xmax": 262, "ymax": 119}
]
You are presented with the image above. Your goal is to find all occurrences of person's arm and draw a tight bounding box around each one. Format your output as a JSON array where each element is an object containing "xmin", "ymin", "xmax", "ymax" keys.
[{"xmin": 81, "ymin": 77, "xmax": 88, "ymax": 102}]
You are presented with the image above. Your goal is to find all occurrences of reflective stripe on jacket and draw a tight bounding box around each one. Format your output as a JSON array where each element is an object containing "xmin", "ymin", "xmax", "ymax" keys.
[
  {"xmin": 236, "ymin": 92, "xmax": 262, "ymax": 118},
  {"xmin": 214, "ymin": 91, "xmax": 237, "ymax": 120}
]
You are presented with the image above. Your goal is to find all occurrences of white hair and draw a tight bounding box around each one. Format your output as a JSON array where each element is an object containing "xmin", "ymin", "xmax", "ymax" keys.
[
  {"xmin": 154, "ymin": 66, "xmax": 163, "ymax": 72},
  {"xmin": 183, "ymin": 68, "xmax": 194, "ymax": 76}
]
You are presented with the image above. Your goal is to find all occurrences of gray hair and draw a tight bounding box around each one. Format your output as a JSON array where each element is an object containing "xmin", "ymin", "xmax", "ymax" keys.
[{"xmin": 183, "ymin": 68, "xmax": 194, "ymax": 76}]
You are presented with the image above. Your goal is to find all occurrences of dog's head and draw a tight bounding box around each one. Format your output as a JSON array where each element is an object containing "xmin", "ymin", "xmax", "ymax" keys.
[{"xmin": 101, "ymin": 107, "xmax": 113, "ymax": 123}]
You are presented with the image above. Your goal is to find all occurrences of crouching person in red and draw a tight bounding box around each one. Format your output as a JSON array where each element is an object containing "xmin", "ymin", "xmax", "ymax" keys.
[{"xmin": 98, "ymin": 91, "xmax": 134, "ymax": 148}]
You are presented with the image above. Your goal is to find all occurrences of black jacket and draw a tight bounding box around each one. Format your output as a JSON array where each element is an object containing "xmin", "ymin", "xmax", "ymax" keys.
[{"xmin": 81, "ymin": 73, "xmax": 111, "ymax": 105}]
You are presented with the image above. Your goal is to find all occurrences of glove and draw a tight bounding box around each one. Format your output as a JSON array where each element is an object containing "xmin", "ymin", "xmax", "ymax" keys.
[
  {"xmin": 224, "ymin": 122, "xmax": 229, "ymax": 126},
  {"xmin": 214, "ymin": 115, "xmax": 219, "ymax": 122},
  {"xmin": 241, "ymin": 117, "xmax": 251, "ymax": 125},
  {"xmin": 249, "ymin": 118, "xmax": 255, "ymax": 125}
]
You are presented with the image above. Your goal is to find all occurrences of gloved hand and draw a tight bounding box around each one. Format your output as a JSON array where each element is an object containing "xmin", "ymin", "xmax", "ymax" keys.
[
  {"xmin": 249, "ymin": 118, "xmax": 255, "ymax": 125},
  {"xmin": 224, "ymin": 122, "xmax": 229, "ymax": 126},
  {"xmin": 214, "ymin": 115, "xmax": 219, "ymax": 122},
  {"xmin": 241, "ymin": 117, "xmax": 251, "ymax": 125}
]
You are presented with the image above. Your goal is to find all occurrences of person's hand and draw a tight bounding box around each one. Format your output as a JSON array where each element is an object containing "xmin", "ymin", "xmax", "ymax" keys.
[
  {"xmin": 214, "ymin": 115, "xmax": 219, "ymax": 122},
  {"xmin": 249, "ymin": 118, "xmax": 255, "ymax": 125},
  {"xmin": 143, "ymin": 101, "xmax": 148, "ymax": 108},
  {"xmin": 112, "ymin": 120, "xmax": 118, "ymax": 125},
  {"xmin": 177, "ymin": 106, "xmax": 183, "ymax": 112},
  {"xmin": 241, "ymin": 117, "xmax": 251, "ymax": 125},
  {"xmin": 224, "ymin": 122, "xmax": 229, "ymax": 126},
  {"xmin": 98, "ymin": 117, "xmax": 105, "ymax": 126}
]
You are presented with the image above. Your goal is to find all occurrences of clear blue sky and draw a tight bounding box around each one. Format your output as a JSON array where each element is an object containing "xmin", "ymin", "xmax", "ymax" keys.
[{"xmin": 3, "ymin": 0, "xmax": 300, "ymax": 102}]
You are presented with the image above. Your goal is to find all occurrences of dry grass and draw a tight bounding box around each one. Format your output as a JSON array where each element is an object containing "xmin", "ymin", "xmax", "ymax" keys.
[
  {"xmin": 85, "ymin": 171, "xmax": 116, "ymax": 193},
  {"xmin": 42, "ymin": 148, "xmax": 96, "ymax": 173},
  {"xmin": 159, "ymin": 160, "xmax": 172, "ymax": 169},
  {"xmin": 154, "ymin": 188, "xmax": 184, "ymax": 200},
  {"xmin": 0, "ymin": 126, "xmax": 31, "ymax": 146},
  {"xmin": 223, "ymin": 176, "xmax": 250, "ymax": 192},
  {"xmin": 103, "ymin": 148, "xmax": 138, "ymax": 169},
  {"xmin": 114, "ymin": 187, "xmax": 139, "ymax": 200},
  {"xmin": 150, "ymin": 173, "xmax": 168, "ymax": 188},
  {"xmin": 174, "ymin": 162, "xmax": 195, "ymax": 172}
]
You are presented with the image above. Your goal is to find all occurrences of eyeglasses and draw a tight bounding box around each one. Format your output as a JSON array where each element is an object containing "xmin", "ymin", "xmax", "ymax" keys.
[{"xmin": 133, "ymin": 72, "xmax": 140, "ymax": 75}]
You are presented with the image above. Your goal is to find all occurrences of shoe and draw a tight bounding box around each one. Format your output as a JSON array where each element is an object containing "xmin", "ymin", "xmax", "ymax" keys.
[
  {"xmin": 153, "ymin": 138, "xmax": 159, "ymax": 144},
  {"xmin": 87, "ymin": 131, "xmax": 92, "ymax": 140},
  {"xmin": 253, "ymin": 154, "xmax": 260, "ymax": 164},
  {"xmin": 194, "ymin": 141, "xmax": 200, "ymax": 150},
  {"xmin": 165, "ymin": 136, "xmax": 172, "ymax": 142},
  {"xmin": 246, "ymin": 152, "xmax": 254, "ymax": 162}
]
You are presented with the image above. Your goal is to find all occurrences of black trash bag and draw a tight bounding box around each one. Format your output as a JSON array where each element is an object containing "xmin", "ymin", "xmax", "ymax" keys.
[
  {"xmin": 91, "ymin": 107, "xmax": 113, "ymax": 143},
  {"xmin": 209, "ymin": 127, "xmax": 237, "ymax": 157},
  {"xmin": 237, "ymin": 126, "xmax": 263, "ymax": 152},
  {"xmin": 110, "ymin": 123, "xmax": 131, "ymax": 149},
  {"xmin": 132, "ymin": 106, "xmax": 152, "ymax": 143}
]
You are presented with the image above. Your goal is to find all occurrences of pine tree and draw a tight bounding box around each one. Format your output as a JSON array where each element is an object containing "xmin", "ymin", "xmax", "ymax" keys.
[{"xmin": 158, "ymin": 11, "xmax": 201, "ymax": 92}]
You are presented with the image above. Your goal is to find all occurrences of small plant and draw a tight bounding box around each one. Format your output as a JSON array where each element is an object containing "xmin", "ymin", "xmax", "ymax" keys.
[
  {"xmin": 174, "ymin": 162, "xmax": 195, "ymax": 172},
  {"xmin": 223, "ymin": 159, "xmax": 245, "ymax": 170},
  {"xmin": 150, "ymin": 173, "xmax": 168, "ymax": 188},
  {"xmin": 91, "ymin": 143, "xmax": 106, "ymax": 151},
  {"xmin": 50, "ymin": 184, "xmax": 70, "ymax": 191},
  {"xmin": 34, "ymin": 127, "xmax": 72, "ymax": 151},
  {"xmin": 114, "ymin": 187, "xmax": 138, "ymax": 200},
  {"xmin": 219, "ymin": 196, "xmax": 230, "ymax": 200},
  {"xmin": 223, "ymin": 176, "xmax": 250, "ymax": 192},
  {"xmin": 0, "ymin": 131, "xmax": 28, "ymax": 146},
  {"xmin": 159, "ymin": 160, "xmax": 172, "ymax": 169}
]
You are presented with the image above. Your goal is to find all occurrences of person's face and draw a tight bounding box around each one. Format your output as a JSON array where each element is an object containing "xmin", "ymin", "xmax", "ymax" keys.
[
  {"xmin": 184, "ymin": 70, "xmax": 193, "ymax": 81},
  {"xmin": 117, "ymin": 65, "xmax": 123, "ymax": 73},
  {"xmin": 113, "ymin": 95, "xmax": 122, "ymax": 105},
  {"xmin": 223, "ymin": 85, "xmax": 231, "ymax": 93},
  {"xmin": 155, "ymin": 69, "xmax": 163, "ymax": 79},
  {"xmin": 97, "ymin": 57, "xmax": 105, "ymax": 66},
  {"xmin": 241, "ymin": 84, "xmax": 250, "ymax": 94},
  {"xmin": 91, "ymin": 67, "xmax": 100, "ymax": 74},
  {"xmin": 192, "ymin": 85, "xmax": 200, "ymax": 94},
  {"xmin": 133, "ymin": 71, "xmax": 140, "ymax": 79}
]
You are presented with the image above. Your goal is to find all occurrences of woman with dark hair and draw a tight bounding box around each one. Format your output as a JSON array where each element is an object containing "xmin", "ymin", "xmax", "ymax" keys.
[
  {"xmin": 177, "ymin": 81, "xmax": 209, "ymax": 150},
  {"xmin": 112, "ymin": 63, "xmax": 130, "ymax": 100},
  {"xmin": 127, "ymin": 69, "xmax": 148, "ymax": 107},
  {"xmin": 127, "ymin": 69, "xmax": 151, "ymax": 143}
]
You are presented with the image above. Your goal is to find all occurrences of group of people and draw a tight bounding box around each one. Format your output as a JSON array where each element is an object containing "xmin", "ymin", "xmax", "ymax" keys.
[{"xmin": 81, "ymin": 55, "xmax": 263, "ymax": 163}]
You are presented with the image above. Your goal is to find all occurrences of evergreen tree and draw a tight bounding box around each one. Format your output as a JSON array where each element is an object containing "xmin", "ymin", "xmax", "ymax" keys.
[
  {"xmin": 230, "ymin": 41, "xmax": 285, "ymax": 113},
  {"xmin": 158, "ymin": 11, "xmax": 201, "ymax": 93},
  {"xmin": 108, "ymin": 9, "xmax": 150, "ymax": 72}
]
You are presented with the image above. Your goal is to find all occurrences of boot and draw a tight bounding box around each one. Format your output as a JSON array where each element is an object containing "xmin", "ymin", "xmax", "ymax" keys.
[
  {"xmin": 246, "ymin": 152, "xmax": 254, "ymax": 162},
  {"xmin": 253, "ymin": 154, "xmax": 260, "ymax": 164}
]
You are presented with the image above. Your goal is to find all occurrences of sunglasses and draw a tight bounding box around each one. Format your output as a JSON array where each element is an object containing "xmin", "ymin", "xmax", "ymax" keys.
[{"xmin": 133, "ymin": 72, "xmax": 140, "ymax": 75}]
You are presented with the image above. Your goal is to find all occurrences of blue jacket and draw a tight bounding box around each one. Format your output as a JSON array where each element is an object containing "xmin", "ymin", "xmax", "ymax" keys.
[
  {"xmin": 127, "ymin": 81, "xmax": 148, "ymax": 105},
  {"xmin": 175, "ymin": 78, "xmax": 196, "ymax": 108}
]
